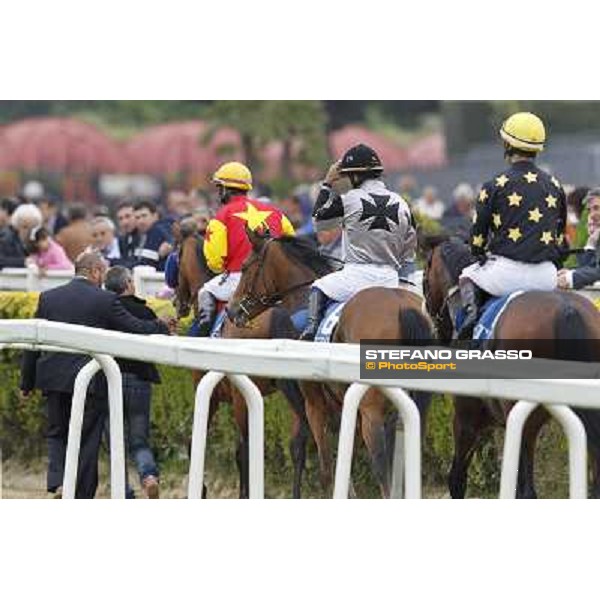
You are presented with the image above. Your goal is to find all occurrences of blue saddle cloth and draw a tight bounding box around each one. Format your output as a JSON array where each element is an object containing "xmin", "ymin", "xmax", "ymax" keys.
[
  {"xmin": 314, "ymin": 301, "xmax": 346, "ymax": 343},
  {"xmin": 472, "ymin": 294, "xmax": 516, "ymax": 341},
  {"xmin": 454, "ymin": 294, "xmax": 516, "ymax": 341}
]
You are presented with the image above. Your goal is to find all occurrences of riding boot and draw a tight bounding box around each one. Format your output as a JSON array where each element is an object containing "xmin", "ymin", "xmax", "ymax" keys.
[
  {"xmin": 299, "ymin": 288, "xmax": 329, "ymax": 341},
  {"xmin": 197, "ymin": 290, "xmax": 217, "ymax": 337},
  {"xmin": 456, "ymin": 279, "xmax": 484, "ymax": 341}
]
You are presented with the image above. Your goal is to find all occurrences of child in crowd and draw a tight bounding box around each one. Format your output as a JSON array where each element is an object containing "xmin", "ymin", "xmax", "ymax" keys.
[{"xmin": 26, "ymin": 226, "xmax": 74, "ymax": 274}]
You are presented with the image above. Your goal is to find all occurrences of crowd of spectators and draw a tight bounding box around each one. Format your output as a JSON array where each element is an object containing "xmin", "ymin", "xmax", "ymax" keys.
[{"xmin": 2, "ymin": 174, "xmax": 600, "ymax": 290}]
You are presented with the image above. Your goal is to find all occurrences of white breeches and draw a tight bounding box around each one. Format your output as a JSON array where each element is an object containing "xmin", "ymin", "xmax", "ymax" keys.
[
  {"xmin": 199, "ymin": 272, "xmax": 242, "ymax": 302},
  {"xmin": 312, "ymin": 263, "xmax": 400, "ymax": 302},
  {"xmin": 460, "ymin": 254, "xmax": 557, "ymax": 297}
]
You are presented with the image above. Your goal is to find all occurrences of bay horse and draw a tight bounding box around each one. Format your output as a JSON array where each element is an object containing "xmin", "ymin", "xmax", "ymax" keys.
[
  {"xmin": 227, "ymin": 234, "xmax": 434, "ymax": 498},
  {"xmin": 421, "ymin": 235, "xmax": 600, "ymax": 498},
  {"xmin": 176, "ymin": 228, "xmax": 311, "ymax": 498}
]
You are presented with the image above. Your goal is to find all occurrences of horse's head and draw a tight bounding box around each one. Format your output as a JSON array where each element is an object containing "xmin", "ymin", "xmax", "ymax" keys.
[
  {"xmin": 420, "ymin": 234, "xmax": 473, "ymax": 342},
  {"xmin": 228, "ymin": 234, "xmax": 330, "ymax": 328}
]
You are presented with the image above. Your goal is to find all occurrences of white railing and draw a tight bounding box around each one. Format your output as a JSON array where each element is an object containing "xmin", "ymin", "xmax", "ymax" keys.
[
  {"xmin": 1, "ymin": 319, "xmax": 599, "ymax": 499},
  {"xmin": 0, "ymin": 265, "xmax": 166, "ymax": 298}
]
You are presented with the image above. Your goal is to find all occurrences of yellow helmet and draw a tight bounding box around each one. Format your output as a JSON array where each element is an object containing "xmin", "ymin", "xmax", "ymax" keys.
[
  {"xmin": 211, "ymin": 161, "xmax": 253, "ymax": 191},
  {"xmin": 499, "ymin": 112, "xmax": 546, "ymax": 153}
]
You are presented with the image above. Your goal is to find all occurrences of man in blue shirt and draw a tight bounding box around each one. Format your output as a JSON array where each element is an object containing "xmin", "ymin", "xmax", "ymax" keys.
[{"xmin": 133, "ymin": 199, "xmax": 174, "ymax": 271}]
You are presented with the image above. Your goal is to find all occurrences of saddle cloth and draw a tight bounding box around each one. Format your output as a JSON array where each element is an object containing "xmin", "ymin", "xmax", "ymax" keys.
[
  {"xmin": 472, "ymin": 291, "xmax": 524, "ymax": 341},
  {"xmin": 314, "ymin": 301, "xmax": 346, "ymax": 343}
]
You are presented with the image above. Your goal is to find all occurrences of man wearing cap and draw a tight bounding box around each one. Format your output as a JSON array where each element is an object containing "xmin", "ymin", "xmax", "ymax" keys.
[{"xmin": 456, "ymin": 112, "xmax": 567, "ymax": 339}]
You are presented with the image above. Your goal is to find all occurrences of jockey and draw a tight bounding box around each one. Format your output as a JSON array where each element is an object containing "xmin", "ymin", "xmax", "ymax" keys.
[
  {"xmin": 299, "ymin": 144, "xmax": 417, "ymax": 341},
  {"xmin": 456, "ymin": 111, "xmax": 568, "ymax": 339},
  {"xmin": 197, "ymin": 161, "xmax": 295, "ymax": 335}
]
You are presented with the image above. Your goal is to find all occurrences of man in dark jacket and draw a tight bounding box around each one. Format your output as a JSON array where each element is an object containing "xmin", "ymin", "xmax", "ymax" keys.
[
  {"xmin": 20, "ymin": 252, "xmax": 172, "ymax": 499},
  {"xmin": 558, "ymin": 189, "xmax": 600, "ymax": 289},
  {"xmin": 133, "ymin": 200, "xmax": 174, "ymax": 271},
  {"xmin": 105, "ymin": 265, "xmax": 161, "ymax": 499}
]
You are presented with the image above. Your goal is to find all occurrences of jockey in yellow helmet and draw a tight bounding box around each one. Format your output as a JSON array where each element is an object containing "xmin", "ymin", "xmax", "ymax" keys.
[
  {"xmin": 456, "ymin": 112, "xmax": 567, "ymax": 339},
  {"xmin": 197, "ymin": 161, "xmax": 294, "ymax": 336}
]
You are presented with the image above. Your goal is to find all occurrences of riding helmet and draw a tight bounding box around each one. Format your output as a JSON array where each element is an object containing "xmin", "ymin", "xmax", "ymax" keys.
[
  {"xmin": 339, "ymin": 144, "xmax": 384, "ymax": 173},
  {"xmin": 500, "ymin": 112, "xmax": 546, "ymax": 153},
  {"xmin": 212, "ymin": 161, "xmax": 253, "ymax": 191}
]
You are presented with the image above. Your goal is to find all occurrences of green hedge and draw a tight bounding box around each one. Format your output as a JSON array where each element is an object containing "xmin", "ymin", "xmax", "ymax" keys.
[{"xmin": 0, "ymin": 291, "xmax": 569, "ymax": 497}]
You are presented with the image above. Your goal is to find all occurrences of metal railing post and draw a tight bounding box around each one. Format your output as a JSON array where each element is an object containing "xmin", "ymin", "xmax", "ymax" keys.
[
  {"xmin": 94, "ymin": 354, "xmax": 125, "ymax": 499},
  {"xmin": 63, "ymin": 355, "xmax": 124, "ymax": 499},
  {"xmin": 188, "ymin": 371, "xmax": 265, "ymax": 499},
  {"xmin": 545, "ymin": 405, "xmax": 587, "ymax": 499},
  {"xmin": 333, "ymin": 383, "xmax": 421, "ymax": 499},
  {"xmin": 500, "ymin": 401, "xmax": 539, "ymax": 499},
  {"xmin": 63, "ymin": 360, "xmax": 101, "ymax": 499},
  {"xmin": 380, "ymin": 387, "xmax": 422, "ymax": 499},
  {"xmin": 228, "ymin": 374, "xmax": 265, "ymax": 499},
  {"xmin": 188, "ymin": 371, "xmax": 226, "ymax": 499},
  {"xmin": 500, "ymin": 401, "xmax": 587, "ymax": 499}
]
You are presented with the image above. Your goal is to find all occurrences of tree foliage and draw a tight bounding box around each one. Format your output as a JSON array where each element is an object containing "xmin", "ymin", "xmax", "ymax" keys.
[{"xmin": 201, "ymin": 100, "xmax": 329, "ymax": 180}]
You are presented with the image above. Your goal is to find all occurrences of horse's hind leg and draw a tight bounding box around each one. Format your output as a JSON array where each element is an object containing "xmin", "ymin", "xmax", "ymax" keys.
[
  {"xmin": 359, "ymin": 390, "xmax": 393, "ymax": 498},
  {"xmin": 300, "ymin": 381, "xmax": 333, "ymax": 492},
  {"xmin": 449, "ymin": 396, "xmax": 490, "ymax": 499},
  {"xmin": 516, "ymin": 407, "xmax": 547, "ymax": 499},
  {"xmin": 232, "ymin": 390, "xmax": 249, "ymax": 499},
  {"xmin": 277, "ymin": 379, "xmax": 309, "ymax": 498}
]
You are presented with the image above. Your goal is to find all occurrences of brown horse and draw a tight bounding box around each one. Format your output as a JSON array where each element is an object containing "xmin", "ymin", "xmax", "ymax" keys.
[
  {"xmin": 176, "ymin": 229, "xmax": 311, "ymax": 498},
  {"xmin": 228, "ymin": 234, "xmax": 434, "ymax": 498},
  {"xmin": 422, "ymin": 235, "xmax": 600, "ymax": 498}
]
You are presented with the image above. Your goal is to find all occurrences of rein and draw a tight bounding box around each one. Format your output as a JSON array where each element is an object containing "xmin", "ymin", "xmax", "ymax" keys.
[{"xmin": 235, "ymin": 239, "xmax": 316, "ymax": 324}]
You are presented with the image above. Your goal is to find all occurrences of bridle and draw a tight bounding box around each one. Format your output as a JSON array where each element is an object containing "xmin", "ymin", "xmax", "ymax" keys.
[{"xmin": 233, "ymin": 239, "xmax": 316, "ymax": 326}]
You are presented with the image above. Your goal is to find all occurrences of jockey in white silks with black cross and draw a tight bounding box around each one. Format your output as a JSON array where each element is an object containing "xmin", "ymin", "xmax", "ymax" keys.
[
  {"xmin": 299, "ymin": 143, "xmax": 417, "ymax": 341},
  {"xmin": 455, "ymin": 111, "xmax": 568, "ymax": 339}
]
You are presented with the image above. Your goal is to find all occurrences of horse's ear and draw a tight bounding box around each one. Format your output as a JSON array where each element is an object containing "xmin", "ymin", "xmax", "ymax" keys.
[
  {"xmin": 245, "ymin": 223, "xmax": 270, "ymax": 250},
  {"xmin": 418, "ymin": 231, "xmax": 450, "ymax": 253}
]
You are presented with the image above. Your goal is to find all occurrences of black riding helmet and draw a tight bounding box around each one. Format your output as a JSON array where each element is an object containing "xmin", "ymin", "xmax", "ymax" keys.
[
  {"xmin": 338, "ymin": 144, "xmax": 383, "ymax": 188},
  {"xmin": 339, "ymin": 143, "xmax": 383, "ymax": 173}
]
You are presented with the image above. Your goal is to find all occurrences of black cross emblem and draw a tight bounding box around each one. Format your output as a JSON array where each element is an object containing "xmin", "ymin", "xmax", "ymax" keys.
[{"xmin": 359, "ymin": 194, "xmax": 399, "ymax": 231}]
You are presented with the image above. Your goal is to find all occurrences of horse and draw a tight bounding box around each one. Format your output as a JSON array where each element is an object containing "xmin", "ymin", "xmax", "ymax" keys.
[
  {"xmin": 227, "ymin": 234, "xmax": 434, "ymax": 498},
  {"xmin": 421, "ymin": 235, "xmax": 600, "ymax": 498},
  {"xmin": 176, "ymin": 227, "xmax": 311, "ymax": 498}
]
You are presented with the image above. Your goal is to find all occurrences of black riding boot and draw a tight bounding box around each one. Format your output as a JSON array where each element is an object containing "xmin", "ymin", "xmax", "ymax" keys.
[
  {"xmin": 197, "ymin": 290, "xmax": 217, "ymax": 337},
  {"xmin": 456, "ymin": 280, "xmax": 484, "ymax": 341},
  {"xmin": 299, "ymin": 288, "xmax": 329, "ymax": 341}
]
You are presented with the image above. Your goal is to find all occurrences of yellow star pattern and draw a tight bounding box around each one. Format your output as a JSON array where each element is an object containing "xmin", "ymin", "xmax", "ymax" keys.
[
  {"xmin": 557, "ymin": 233, "xmax": 564, "ymax": 245},
  {"xmin": 524, "ymin": 171, "xmax": 538, "ymax": 183},
  {"xmin": 507, "ymin": 192, "xmax": 522, "ymax": 207},
  {"xmin": 540, "ymin": 231, "xmax": 553, "ymax": 245},
  {"xmin": 528, "ymin": 207, "xmax": 543, "ymax": 223},
  {"xmin": 492, "ymin": 213, "xmax": 502, "ymax": 228},
  {"xmin": 233, "ymin": 202, "xmax": 273, "ymax": 231},
  {"xmin": 545, "ymin": 194, "xmax": 558, "ymax": 208},
  {"xmin": 551, "ymin": 176, "xmax": 561, "ymax": 188},
  {"xmin": 508, "ymin": 227, "xmax": 522, "ymax": 242},
  {"xmin": 478, "ymin": 188, "xmax": 489, "ymax": 203},
  {"xmin": 472, "ymin": 234, "xmax": 485, "ymax": 248},
  {"xmin": 495, "ymin": 174, "xmax": 509, "ymax": 188}
]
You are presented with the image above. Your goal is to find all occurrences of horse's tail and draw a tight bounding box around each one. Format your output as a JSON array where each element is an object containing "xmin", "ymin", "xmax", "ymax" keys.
[
  {"xmin": 554, "ymin": 298, "xmax": 594, "ymax": 362},
  {"xmin": 399, "ymin": 308, "xmax": 436, "ymax": 345}
]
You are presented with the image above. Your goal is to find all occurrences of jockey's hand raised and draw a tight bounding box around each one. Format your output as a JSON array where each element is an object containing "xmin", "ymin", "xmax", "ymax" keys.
[{"xmin": 324, "ymin": 161, "xmax": 343, "ymax": 186}]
